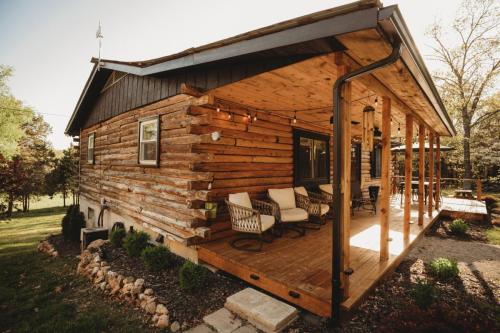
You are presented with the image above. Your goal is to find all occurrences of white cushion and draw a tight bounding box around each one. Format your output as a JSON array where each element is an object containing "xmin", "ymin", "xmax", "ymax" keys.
[
  {"xmin": 294, "ymin": 186, "xmax": 308, "ymax": 197},
  {"xmin": 260, "ymin": 215, "xmax": 275, "ymax": 232},
  {"xmin": 268, "ymin": 188, "xmax": 296, "ymax": 210},
  {"xmin": 320, "ymin": 204, "xmax": 330, "ymax": 215},
  {"xmin": 228, "ymin": 192, "xmax": 252, "ymax": 209},
  {"xmin": 319, "ymin": 184, "xmax": 333, "ymax": 194},
  {"xmin": 281, "ymin": 208, "xmax": 308, "ymax": 222}
]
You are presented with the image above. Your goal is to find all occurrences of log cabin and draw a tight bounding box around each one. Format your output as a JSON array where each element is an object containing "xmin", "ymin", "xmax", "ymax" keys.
[{"xmin": 66, "ymin": 0, "xmax": 455, "ymax": 321}]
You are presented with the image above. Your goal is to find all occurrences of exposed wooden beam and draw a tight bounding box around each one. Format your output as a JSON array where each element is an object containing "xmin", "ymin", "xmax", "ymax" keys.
[
  {"xmin": 380, "ymin": 96, "xmax": 391, "ymax": 261},
  {"xmin": 337, "ymin": 56, "xmax": 351, "ymax": 299},
  {"xmin": 428, "ymin": 131, "xmax": 434, "ymax": 217},
  {"xmin": 435, "ymin": 135, "xmax": 441, "ymax": 210},
  {"xmin": 418, "ymin": 124, "xmax": 425, "ymax": 226},
  {"xmin": 404, "ymin": 114, "xmax": 413, "ymax": 240}
]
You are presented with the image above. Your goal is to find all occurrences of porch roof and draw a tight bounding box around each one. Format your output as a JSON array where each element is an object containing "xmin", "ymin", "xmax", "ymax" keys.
[{"xmin": 66, "ymin": 0, "xmax": 455, "ymax": 137}]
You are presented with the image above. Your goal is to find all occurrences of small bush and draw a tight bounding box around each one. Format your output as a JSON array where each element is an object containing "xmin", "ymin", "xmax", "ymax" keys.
[
  {"xmin": 141, "ymin": 246, "xmax": 175, "ymax": 271},
  {"xmin": 412, "ymin": 279, "xmax": 438, "ymax": 310},
  {"xmin": 179, "ymin": 261, "xmax": 207, "ymax": 291},
  {"xmin": 449, "ymin": 219, "xmax": 469, "ymax": 235},
  {"xmin": 123, "ymin": 231, "xmax": 150, "ymax": 257},
  {"xmin": 429, "ymin": 257, "xmax": 459, "ymax": 280},
  {"xmin": 109, "ymin": 228, "xmax": 126, "ymax": 247},
  {"xmin": 61, "ymin": 205, "xmax": 85, "ymax": 242}
]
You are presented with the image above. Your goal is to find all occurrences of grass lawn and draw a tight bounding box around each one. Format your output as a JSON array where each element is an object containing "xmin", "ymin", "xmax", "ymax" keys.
[
  {"xmin": 486, "ymin": 227, "xmax": 500, "ymax": 246},
  {"xmin": 0, "ymin": 206, "xmax": 159, "ymax": 333}
]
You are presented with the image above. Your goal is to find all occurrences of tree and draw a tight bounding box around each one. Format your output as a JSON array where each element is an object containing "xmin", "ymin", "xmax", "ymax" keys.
[
  {"xmin": 45, "ymin": 147, "xmax": 79, "ymax": 207},
  {"xmin": 0, "ymin": 155, "xmax": 29, "ymax": 216},
  {"xmin": 428, "ymin": 0, "xmax": 499, "ymax": 186},
  {"xmin": 17, "ymin": 114, "xmax": 55, "ymax": 211},
  {"xmin": 0, "ymin": 65, "xmax": 33, "ymax": 158}
]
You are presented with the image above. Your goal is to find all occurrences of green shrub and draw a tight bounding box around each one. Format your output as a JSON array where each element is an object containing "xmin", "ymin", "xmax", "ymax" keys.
[
  {"xmin": 429, "ymin": 258, "xmax": 459, "ymax": 280},
  {"xmin": 141, "ymin": 246, "xmax": 175, "ymax": 271},
  {"xmin": 61, "ymin": 205, "xmax": 85, "ymax": 242},
  {"xmin": 449, "ymin": 219, "xmax": 468, "ymax": 235},
  {"xmin": 412, "ymin": 279, "xmax": 438, "ymax": 310},
  {"xmin": 179, "ymin": 261, "xmax": 207, "ymax": 291},
  {"xmin": 123, "ymin": 231, "xmax": 150, "ymax": 257},
  {"xmin": 109, "ymin": 228, "xmax": 126, "ymax": 247}
]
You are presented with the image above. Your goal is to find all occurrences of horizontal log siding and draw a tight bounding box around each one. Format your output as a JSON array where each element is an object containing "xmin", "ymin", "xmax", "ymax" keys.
[
  {"xmin": 190, "ymin": 102, "xmax": 333, "ymax": 219},
  {"xmin": 79, "ymin": 94, "xmax": 214, "ymax": 244}
]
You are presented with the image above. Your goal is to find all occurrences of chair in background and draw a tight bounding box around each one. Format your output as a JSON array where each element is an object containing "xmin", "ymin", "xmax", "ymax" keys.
[
  {"xmin": 294, "ymin": 187, "xmax": 329, "ymax": 226},
  {"xmin": 351, "ymin": 186, "xmax": 377, "ymax": 214},
  {"xmin": 226, "ymin": 192, "xmax": 275, "ymax": 252},
  {"xmin": 268, "ymin": 188, "xmax": 307, "ymax": 237}
]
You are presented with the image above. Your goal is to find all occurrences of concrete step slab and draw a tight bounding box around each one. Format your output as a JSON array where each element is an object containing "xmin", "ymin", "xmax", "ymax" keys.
[
  {"xmin": 203, "ymin": 308, "xmax": 242, "ymax": 333},
  {"xmin": 225, "ymin": 288, "xmax": 298, "ymax": 333}
]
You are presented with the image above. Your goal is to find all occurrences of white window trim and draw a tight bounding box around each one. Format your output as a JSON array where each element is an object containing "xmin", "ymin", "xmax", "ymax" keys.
[
  {"xmin": 87, "ymin": 133, "xmax": 95, "ymax": 164},
  {"xmin": 138, "ymin": 118, "xmax": 159, "ymax": 166}
]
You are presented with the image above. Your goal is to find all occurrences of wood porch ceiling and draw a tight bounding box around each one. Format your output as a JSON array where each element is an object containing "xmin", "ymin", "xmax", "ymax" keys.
[{"xmin": 209, "ymin": 29, "xmax": 449, "ymax": 137}]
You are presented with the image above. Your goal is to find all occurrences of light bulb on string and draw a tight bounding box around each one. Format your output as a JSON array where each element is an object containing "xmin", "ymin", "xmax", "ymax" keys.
[
  {"xmin": 253, "ymin": 114, "xmax": 257, "ymax": 122},
  {"xmin": 228, "ymin": 112, "xmax": 232, "ymax": 120},
  {"xmin": 293, "ymin": 111, "xmax": 297, "ymax": 124}
]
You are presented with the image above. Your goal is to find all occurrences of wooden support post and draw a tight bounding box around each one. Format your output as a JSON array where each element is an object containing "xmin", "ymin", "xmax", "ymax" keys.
[
  {"xmin": 428, "ymin": 131, "xmax": 434, "ymax": 217},
  {"xmin": 404, "ymin": 114, "xmax": 413, "ymax": 240},
  {"xmin": 477, "ymin": 178, "xmax": 482, "ymax": 201},
  {"xmin": 337, "ymin": 60, "xmax": 351, "ymax": 298},
  {"xmin": 435, "ymin": 135, "xmax": 441, "ymax": 210},
  {"xmin": 380, "ymin": 96, "xmax": 391, "ymax": 261},
  {"xmin": 418, "ymin": 124, "xmax": 425, "ymax": 226}
]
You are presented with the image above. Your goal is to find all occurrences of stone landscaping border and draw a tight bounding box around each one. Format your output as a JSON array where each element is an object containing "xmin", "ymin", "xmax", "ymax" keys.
[
  {"xmin": 37, "ymin": 238, "xmax": 58, "ymax": 257},
  {"xmin": 76, "ymin": 239, "xmax": 180, "ymax": 331}
]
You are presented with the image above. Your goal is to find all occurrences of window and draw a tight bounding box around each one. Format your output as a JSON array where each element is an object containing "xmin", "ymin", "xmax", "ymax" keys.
[
  {"xmin": 87, "ymin": 133, "xmax": 95, "ymax": 164},
  {"xmin": 293, "ymin": 129, "xmax": 330, "ymax": 187},
  {"xmin": 138, "ymin": 117, "xmax": 159, "ymax": 166},
  {"xmin": 370, "ymin": 145, "xmax": 382, "ymax": 178}
]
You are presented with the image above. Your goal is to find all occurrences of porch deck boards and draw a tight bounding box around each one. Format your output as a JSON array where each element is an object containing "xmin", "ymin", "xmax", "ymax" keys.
[{"xmin": 197, "ymin": 197, "xmax": 483, "ymax": 316}]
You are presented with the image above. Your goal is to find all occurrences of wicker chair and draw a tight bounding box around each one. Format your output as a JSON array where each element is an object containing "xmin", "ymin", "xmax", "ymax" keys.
[
  {"xmin": 226, "ymin": 192, "xmax": 275, "ymax": 252},
  {"xmin": 268, "ymin": 188, "xmax": 307, "ymax": 237},
  {"xmin": 319, "ymin": 184, "xmax": 334, "ymax": 203},
  {"xmin": 351, "ymin": 187, "xmax": 377, "ymax": 214},
  {"xmin": 294, "ymin": 187, "xmax": 329, "ymax": 227}
]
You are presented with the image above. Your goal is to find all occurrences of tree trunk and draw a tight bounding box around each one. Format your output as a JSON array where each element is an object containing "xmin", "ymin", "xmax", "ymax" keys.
[
  {"xmin": 463, "ymin": 118, "xmax": 472, "ymax": 189},
  {"xmin": 7, "ymin": 193, "xmax": 13, "ymax": 217}
]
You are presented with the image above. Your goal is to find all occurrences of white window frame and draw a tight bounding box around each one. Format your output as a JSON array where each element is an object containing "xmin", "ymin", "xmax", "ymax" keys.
[
  {"xmin": 87, "ymin": 132, "xmax": 95, "ymax": 164},
  {"xmin": 138, "ymin": 117, "xmax": 159, "ymax": 166}
]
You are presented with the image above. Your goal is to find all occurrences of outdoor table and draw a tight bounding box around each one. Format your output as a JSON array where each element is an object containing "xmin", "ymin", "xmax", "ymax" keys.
[{"xmin": 399, "ymin": 181, "xmax": 436, "ymax": 205}]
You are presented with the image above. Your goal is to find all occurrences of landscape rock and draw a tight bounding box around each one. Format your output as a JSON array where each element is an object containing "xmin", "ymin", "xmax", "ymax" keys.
[
  {"xmin": 144, "ymin": 288, "xmax": 153, "ymax": 296},
  {"xmin": 156, "ymin": 303, "xmax": 168, "ymax": 315},
  {"xmin": 145, "ymin": 301, "xmax": 157, "ymax": 314},
  {"xmin": 170, "ymin": 321, "xmax": 181, "ymax": 332},
  {"xmin": 156, "ymin": 314, "xmax": 169, "ymax": 328}
]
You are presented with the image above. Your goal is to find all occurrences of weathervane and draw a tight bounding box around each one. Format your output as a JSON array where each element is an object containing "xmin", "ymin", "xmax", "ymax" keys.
[{"xmin": 96, "ymin": 20, "xmax": 104, "ymax": 71}]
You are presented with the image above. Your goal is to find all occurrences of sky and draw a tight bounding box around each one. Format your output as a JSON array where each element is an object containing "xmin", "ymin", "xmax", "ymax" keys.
[{"xmin": 0, "ymin": 0, "xmax": 460, "ymax": 150}]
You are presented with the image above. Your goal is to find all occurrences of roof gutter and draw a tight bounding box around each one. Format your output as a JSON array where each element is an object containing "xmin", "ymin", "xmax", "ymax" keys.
[{"xmin": 330, "ymin": 39, "xmax": 402, "ymax": 326}]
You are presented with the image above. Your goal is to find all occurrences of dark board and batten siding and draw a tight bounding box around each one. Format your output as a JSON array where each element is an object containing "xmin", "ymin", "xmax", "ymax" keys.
[{"xmin": 83, "ymin": 56, "xmax": 314, "ymax": 130}]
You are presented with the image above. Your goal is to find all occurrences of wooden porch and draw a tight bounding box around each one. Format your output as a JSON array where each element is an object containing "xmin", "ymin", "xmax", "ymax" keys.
[{"xmin": 198, "ymin": 197, "xmax": 443, "ymax": 317}]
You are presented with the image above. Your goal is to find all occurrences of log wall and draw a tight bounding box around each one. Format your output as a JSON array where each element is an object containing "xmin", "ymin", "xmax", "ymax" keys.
[{"xmin": 79, "ymin": 93, "xmax": 216, "ymax": 244}]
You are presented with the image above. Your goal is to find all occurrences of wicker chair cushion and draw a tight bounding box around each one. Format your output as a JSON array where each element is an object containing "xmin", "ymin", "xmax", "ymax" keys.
[
  {"xmin": 228, "ymin": 192, "xmax": 252, "ymax": 209},
  {"xmin": 268, "ymin": 188, "xmax": 296, "ymax": 210},
  {"xmin": 320, "ymin": 204, "xmax": 330, "ymax": 215},
  {"xmin": 294, "ymin": 186, "xmax": 308, "ymax": 197},
  {"xmin": 281, "ymin": 208, "xmax": 308, "ymax": 222},
  {"xmin": 260, "ymin": 215, "xmax": 275, "ymax": 231},
  {"xmin": 319, "ymin": 184, "xmax": 333, "ymax": 194}
]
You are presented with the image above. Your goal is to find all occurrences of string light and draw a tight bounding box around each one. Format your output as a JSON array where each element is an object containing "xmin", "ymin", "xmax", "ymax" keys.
[
  {"xmin": 253, "ymin": 114, "xmax": 257, "ymax": 122},
  {"xmin": 228, "ymin": 113, "xmax": 233, "ymax": 120},
  {"xmin": 216, "ymin": 105, "xmax": 221, "ymax": 113},
  {"xmin": 293, "ymin": 111, "xmax": 297, "ymax": 124},
  {"xmin": 375, "ymin": 97, "xmax": 378, "ymax": 108},
  {"xmin": 397, "ymin": 123, "xmax": 401, "ymax": 135}
]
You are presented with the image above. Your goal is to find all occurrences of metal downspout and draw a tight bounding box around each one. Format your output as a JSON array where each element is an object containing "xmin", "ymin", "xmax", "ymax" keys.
[{"xmin": 330, "ymin": 39, "xmax": 402, "ymax": 325}]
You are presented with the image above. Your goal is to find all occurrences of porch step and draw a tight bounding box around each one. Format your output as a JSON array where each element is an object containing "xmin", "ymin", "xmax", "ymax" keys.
[{"xmin": 225, "ymin": 288, "xmax": 298, "ymax": 333}]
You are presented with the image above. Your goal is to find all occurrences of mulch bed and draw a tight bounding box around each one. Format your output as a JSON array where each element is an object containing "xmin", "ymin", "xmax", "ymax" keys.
[
  {"xmin": 99, "ymin": 243, "xmax": 246, "ymax": 328},
  {"xmin": 427, "ymin": 217, "xmax": 490, "ymax": 242},
  {"xmin": 47, "ymin": 234, "xmax": 81, "ymax": 257},
  {"xmin": 288, "ymin": 258, "xmax": 500, "ymax": 333}
]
